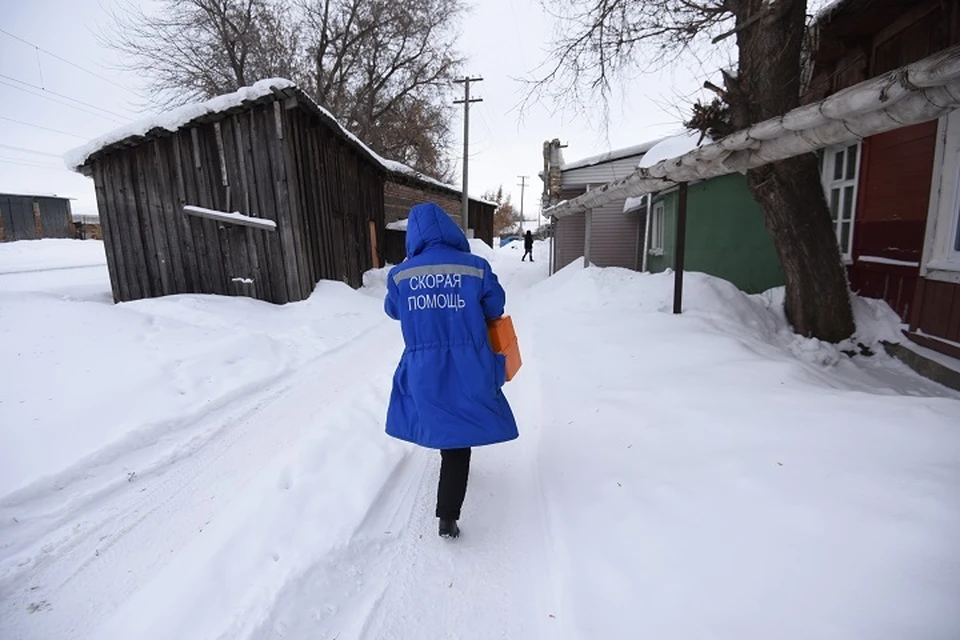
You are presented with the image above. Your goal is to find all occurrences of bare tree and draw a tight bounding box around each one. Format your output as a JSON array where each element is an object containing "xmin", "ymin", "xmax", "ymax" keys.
[
  {"xmin": 301, "ymin": 0, "xmax": 465, "ymax": 178},
  {"xmin": 485, "ymin": 186, "xmax": 521, "ymax": 237},
  {"xmin": 533, "ymin": 0, "xmax": 856, "ymax": 342},
  {"xmin": 104, "ymin": 0, "xmax": 304, "ymax": 109},
  {"xmin": 103, "ymin": 0, "xmax": 463, "ymax": 179}
]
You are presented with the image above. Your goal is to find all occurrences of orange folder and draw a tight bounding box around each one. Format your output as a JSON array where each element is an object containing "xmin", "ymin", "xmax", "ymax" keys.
[{"xmin": 488, "ymin": 315, "xmax": 522, "ymax": 382}]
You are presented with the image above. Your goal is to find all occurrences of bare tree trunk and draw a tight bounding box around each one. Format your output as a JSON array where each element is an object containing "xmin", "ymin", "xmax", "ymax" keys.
[
  {"xmin": 729, "ymin": 0, "xmax": 855, "ymax": 340},
  {"xmin": 748, "ymin": 157, "xmax": 854, "ymax": 341}
]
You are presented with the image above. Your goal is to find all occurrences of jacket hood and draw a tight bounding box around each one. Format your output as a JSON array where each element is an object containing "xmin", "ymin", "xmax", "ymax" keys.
[{"xmin": 405, "ymin": 202, "xmax": 470, "ymax": 258}]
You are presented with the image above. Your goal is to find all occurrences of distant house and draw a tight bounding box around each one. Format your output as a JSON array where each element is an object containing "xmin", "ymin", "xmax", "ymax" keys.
[
  {"xmin": 381, "ymin": 180, "xmax": 495, "ymax": 265},
  {"xmin": 647, "ymin": 173, "xmax": 783, "ymax": 294},
  {"xmin": 804, "ymin": 0, "xmax": 960, "ymax": 357},
  {"xmin": 540, "ymin": 139, "xmax": 660, "ymax": 272},
  {"xmin": 543, "ymin": 1, "xmax": 960, "ymax": 363},
  {"xmin": 72, "ymin": 214, "xmax": 102, "ymax": 240},
  {"xmin": 68, "ymin": 79, "xmax": 493, "ymax": 304},
  {"xmin": 0, "ymin": 192, "xmax": 74, "ymax": 242},
  {"xmin": 542, "ymin": 135, "xmax": 784, "ymax": 294}
]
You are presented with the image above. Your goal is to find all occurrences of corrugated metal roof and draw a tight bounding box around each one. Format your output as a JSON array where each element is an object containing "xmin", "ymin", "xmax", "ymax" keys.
[
  {"xmin": 0, "ymin": 191, "xmax": 74, "ymax": 200},
  {"xmin": 561, "ymin": 137, "xmax": 668, "ymax": 172}
]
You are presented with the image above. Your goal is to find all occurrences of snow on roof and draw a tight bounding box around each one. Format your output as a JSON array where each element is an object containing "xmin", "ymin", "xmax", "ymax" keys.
[
  {"xmin": 637, "ymin": 130, "xmax": 710, "ymax": 168},
  {"xmin": 64, "ymin": 79, "xmax": 295, "ymax": 171},
  {"xmin": 64, "ymin": 79, "xmax": 495, "ymax": 206},
  {"xmin": 561, "ymin": 138, "xmax": 668, "ymax": 172},
  {"xmin": 814, "ymin": 0, "xmax": 852, "ymax": 21},
  {"xmin": 0, "ymin": 191, "xmax": 75, "ymax": 200},
  {"xmin": 622, "ymin": 195, "xmax": 646, "ymax": 213}
]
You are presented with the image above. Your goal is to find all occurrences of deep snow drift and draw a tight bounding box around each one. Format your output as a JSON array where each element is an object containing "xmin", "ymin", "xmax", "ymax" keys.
[{"xmin": 2, "ymin": 238, "xmax": 959, "ymax": 640}]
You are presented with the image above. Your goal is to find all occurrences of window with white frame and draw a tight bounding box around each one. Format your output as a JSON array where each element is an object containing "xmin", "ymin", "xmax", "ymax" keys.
[
  {"xmin": 924, "ymin": 112, "xmax": 960, "ymax": 276},
  {"xmin": 952, "ymin": 150, "xmax": 960, "ymax": 257},
  {"xmin": 649, "ymin": 201, "xmax": 665, "ymax": 254},
  {"xmin": 821, "ymin": 143, "xmax": 861, "ymax": 258}
]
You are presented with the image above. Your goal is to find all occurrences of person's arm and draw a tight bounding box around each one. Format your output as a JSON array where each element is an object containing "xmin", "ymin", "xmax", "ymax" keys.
[
  {"xmin": 480, "ymin": 262, "xmax": 506, "ymax": 320},
  {"xmin": 385, "ymin": 271, "xmax": 400, "ymax": 320}
]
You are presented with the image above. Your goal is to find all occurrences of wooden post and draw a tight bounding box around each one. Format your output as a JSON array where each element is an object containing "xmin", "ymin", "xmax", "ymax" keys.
[
  {"xmin": 673, "ymin": 182, "xmax": 688, "ymax": 315},
  {"xmin": 584, "ymin": 208, "xmax": 592, "ymax": 268},
  {"xmin": 368, "ymin": 220, "xmax": 380, "ymax": 269},
  {"xmin": 32, "ymin": 201, "xmax": 44, "ymax": 238}
]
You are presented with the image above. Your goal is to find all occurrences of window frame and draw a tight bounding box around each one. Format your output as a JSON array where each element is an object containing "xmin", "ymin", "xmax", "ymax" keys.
[
  {"xmin": 649, "ymin": 200, "xmax": 665, "ymax": 255},
  {"xmin": 949, "ymin": 149, "xmax": 960, "ymax": 260},
  {"xmin": 821, "ymin": 142, "xmax": 862, "ymax": 261},
  {"xmin": 921, "ymin": 112, "xmax": 960, "ymax": 283}
]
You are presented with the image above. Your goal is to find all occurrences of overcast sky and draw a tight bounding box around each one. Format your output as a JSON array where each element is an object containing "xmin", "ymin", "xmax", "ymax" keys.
[{"xmin": 0, "ymin": 0, "xmax": 766, "ymax": 225}]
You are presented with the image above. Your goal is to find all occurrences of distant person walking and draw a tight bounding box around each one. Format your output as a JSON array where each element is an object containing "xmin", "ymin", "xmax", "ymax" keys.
[
  {"xmin": 384, "ymin": 202, "xmax": 519, "ymax": 539},
  {"xmin": 521, "ymin": 230, "xmax": 534, "ymax": 262}
]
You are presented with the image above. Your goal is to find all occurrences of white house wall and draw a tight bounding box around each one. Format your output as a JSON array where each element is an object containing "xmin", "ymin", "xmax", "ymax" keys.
[
  {"xmin": 554, "ymin": 213, "xmax": 586, "ymax": 272},
  {"xmin": 588, "ymin": 200, "xmax": 643, "ymax": 269}
]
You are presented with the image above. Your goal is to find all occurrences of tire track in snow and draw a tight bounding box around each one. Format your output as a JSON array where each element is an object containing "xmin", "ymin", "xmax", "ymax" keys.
[
  {"xmin": 0, "ymin": 320, "xmax": 403, "ymax": 640},
  {"xmin": 250, "ymin": 277, "xmax": 557, "ymax": 640}
]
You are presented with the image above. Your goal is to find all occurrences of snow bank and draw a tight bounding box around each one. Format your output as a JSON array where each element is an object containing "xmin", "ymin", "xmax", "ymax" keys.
[
  {"xmin": 638, "ymin": 130, "xmax": 709, "ymax": 168},
  {"xmin": 851, "ymin": 294, "xmax": 906, "ymax": 344},
  {"xmin": 0, "ymin": 238, "xmax": 106, "ymax": 274},
  {"xmin": 517, "ymin": 265, "xmax": 960, "ymax": 640},
  {"xmin": 0, "ymin": 244, "xmax": 386, "ymax": 500},
  {"xmin": 469, "ymin": 238, "xmax": 497, "ymax": 262},
  {"xmin": 361, "ymin": 264, "xmax": 394, "ymax": 296}
]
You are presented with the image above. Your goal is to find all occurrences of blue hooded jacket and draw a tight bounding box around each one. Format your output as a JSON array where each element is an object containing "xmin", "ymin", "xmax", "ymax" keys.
[{"xmin": 384, "ymin": 203, "xmax": 519, "ymax": 449}]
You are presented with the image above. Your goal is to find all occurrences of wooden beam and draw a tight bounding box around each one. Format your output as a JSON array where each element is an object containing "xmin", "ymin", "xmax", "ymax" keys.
[
  {"xmin": 183, "ymin": 205, "xmax": 277, "ymax": 230},
  {"xmin": 32, "ymin": 201, "xmax": 43, "ymax": 238},
  {"xmin": 673, "ymin": 182, "xmax": 689, "ymax": 315},
  {"xmin": 368, "ymin": 219, "xmax": 380, "ymax": 269},
  {"xmin": 584, "ymin": 208, "xmax": 592, "ymax": 268}
]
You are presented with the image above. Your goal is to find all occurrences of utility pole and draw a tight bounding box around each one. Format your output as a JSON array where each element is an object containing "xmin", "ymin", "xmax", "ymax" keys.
[
  {"xmin": 517, "ymin": 175, "xmax": 528, "ymax": 232},
  {"xmin": 453, "ymin": 76, "xmax": 483, "ymax": 234}
]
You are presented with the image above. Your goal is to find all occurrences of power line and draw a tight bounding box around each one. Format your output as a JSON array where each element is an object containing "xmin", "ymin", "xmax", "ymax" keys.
[
  {"xmin": 0, "ymin": 154, "xmax": 59, "ymax": 165},
  {"xmin": 0, "ymin": 143, "xmax": 63, "ymax": 158},
  {"xmin": 0, "ymin": 79, "xmax": 125, "ymax": 124},
  {"xmin": 0, "ymin": 157, "xmax": 65, "ymax": 170},
  {"xmin": 0, "ymin": 73, "xmax": 131, "ymax": 120},
  {"xmin": 0, "ymin": 115, "xmax": 86, "ymax": 139},
  {"xmin": 0, "ymin": 27, "xmax": 139, "ymax": 96}
]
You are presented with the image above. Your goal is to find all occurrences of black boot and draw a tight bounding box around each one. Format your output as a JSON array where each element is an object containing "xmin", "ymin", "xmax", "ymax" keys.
[{"xmin": 439, "ymin": 518, "xmax": 460, "ymax": 539}]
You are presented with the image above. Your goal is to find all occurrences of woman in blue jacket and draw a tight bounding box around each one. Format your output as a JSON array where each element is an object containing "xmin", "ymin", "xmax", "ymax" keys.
[{"xmin": 385, "ymin": 202, "xmax": 519, "ymax": 539}]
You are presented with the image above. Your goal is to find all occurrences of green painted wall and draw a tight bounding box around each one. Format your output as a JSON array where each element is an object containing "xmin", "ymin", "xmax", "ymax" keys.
[{"xmin": 647, "ymin": 173, "xmax": 784, "ymax": 294}]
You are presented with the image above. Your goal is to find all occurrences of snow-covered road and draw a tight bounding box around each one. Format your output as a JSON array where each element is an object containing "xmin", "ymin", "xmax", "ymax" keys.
[{"xmin": 3, "ymin": 238, "xmax": 959, "ymax": 640}]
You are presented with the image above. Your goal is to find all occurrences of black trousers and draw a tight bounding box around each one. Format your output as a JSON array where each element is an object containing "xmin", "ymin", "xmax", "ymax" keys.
[
  {"xmin": 522, "ymin": 248, "xmax": 533, "ymax": 261},
  {"xmin": 436, "ymin": 448, "xmax": 471, "ymax": 520}
]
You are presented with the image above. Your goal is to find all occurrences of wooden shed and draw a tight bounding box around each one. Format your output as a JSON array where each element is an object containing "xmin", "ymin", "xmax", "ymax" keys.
[
  {"xmin": 68, "ymin": 79, "xmax": 492, "ymax": 305},
  {"xmin": 0, "ymin": 192, "xmax": 74, "ymax": 242},
  {"xmin": 381, "ymin": 178, "xmax": 495, "ymax": 265}
]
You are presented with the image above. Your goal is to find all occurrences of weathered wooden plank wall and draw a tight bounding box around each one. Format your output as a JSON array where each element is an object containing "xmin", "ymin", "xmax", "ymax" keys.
[
  {"xmin": 281, "ymin": 104, "xmax": 385, "ymax": 289},
  {"xmin": 87, "ymin": 95, "xmax": 387, "ymax": 303},
  {"xmin": 468, "ymin": 200, "xmax": 495, "ymax": 246}
]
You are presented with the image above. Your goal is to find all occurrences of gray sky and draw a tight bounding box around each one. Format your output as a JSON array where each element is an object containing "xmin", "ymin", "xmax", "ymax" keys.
[{"xmin": 0, "ymin": 0, "xmax": 734, "ymax": 225}]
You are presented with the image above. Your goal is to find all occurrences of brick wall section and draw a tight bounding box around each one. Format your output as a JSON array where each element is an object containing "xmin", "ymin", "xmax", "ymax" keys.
[{"xmin": 384, "ymin": 180, "xmax": 462, "ymax": 226}]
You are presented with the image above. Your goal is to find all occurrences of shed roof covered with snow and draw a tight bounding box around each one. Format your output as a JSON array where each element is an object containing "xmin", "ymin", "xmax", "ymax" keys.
[
  {"xmin": 67, "ymin": 79, "xmax": 489, "ymax": 210},
  {"xmin": 66, "ymin": 79, "xmax": 495, "ymax": 305}
]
